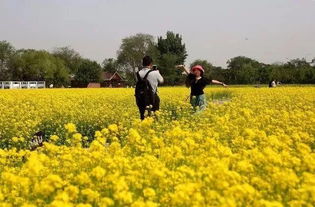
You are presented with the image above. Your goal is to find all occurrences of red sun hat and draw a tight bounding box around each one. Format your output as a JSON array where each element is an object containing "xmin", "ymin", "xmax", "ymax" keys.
[{"xmin": 192, "ymin": 65, "xmax": 204, "ymax": 73}]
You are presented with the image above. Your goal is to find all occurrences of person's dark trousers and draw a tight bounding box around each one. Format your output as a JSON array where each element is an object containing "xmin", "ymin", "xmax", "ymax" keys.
[
  {"xmin": 151, "ymin": 94, "xmax": 160, "ymax": 111},
  {"xmin": 136, "ymin": 94, "xmax": 160, "ymax": 120},
  {"xmin": 138, "ymin": 106, "xmax": 146, "ymax": 120},
  {"xmin": 136, "ymin": 99, "xmax": 145, "ymax": 120}
]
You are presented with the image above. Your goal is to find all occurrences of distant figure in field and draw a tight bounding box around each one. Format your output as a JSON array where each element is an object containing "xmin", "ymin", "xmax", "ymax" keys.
[
  {"xmin": 269, "ymin": 80, "xmax": 276, "ymax": 88},
  {"xmin": 176, "ymin": 65, "xmax": 227, "ymax": 112}
]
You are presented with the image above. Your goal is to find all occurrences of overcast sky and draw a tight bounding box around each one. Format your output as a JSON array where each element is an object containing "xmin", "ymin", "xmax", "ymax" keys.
[{"xmin": 1, "ymin": 0, "xmax": 315, "ymax": 67}]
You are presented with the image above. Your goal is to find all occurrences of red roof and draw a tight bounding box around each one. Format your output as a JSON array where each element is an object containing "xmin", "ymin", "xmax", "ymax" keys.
[{"xmin": 101, "ymin": 72, "xmax": 124, "ymax": 81}]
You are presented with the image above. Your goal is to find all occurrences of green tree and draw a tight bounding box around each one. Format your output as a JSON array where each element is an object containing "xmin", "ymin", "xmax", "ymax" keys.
[
  {"xmin": 117, "ymin": 33, "xmax": 158, "ymax": 79},
  {"xmin": 268, "ymin": 64, "xmax": 288, "ymax": 83},
  {"xmin": 158, "ymin": 54, "xmax": 181, "ymax": 85},
  {"xmin": 0, "ymin": 41, "xmax": 15, "ymax": 80},
  {"xmin": 75, "ymin": 59, "xmax": 102, "ymax": 85},
  {"xmin": 227, "ymin": 56, "xmax": 262, "ymax": 84},
  {"xmin": 9, "ymin": 49, "xmax": 70, "ymax": 87},
  {"xmin": 52, "ymin": 46, "xmax": 82, "ymax": 74},
  {"xmin": 156, "ymin": 31, "xmax": 188, "ymax": 85},
  {"xmin": 157, "ymin": 31, "xmax": 187, "ymax": 64},
  {"xmin": 284, "ymin": 58, "xmax": 313, "ymax": 83},
  {"xmin": 52, "ymin": 58, "xmax": 71, "ymax": 87},
  {"xmin": 102, "ymin": 58, "xmax": 119, "ymax": 73}
]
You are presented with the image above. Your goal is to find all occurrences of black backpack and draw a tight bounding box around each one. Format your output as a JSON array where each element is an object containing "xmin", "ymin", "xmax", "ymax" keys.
[{"xmin": 135, "ymin": 70, "xmax": 155, "ymax": 109}]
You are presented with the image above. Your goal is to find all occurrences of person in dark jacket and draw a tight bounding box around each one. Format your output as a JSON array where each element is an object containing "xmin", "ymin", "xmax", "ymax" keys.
[{"xmin": 176, "ymin": 64, "xmax": 227, "ymax": 112}]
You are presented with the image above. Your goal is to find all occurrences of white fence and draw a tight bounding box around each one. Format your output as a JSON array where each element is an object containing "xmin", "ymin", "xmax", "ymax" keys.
[{"xmin": 0, "ymin": 81, "xmax": 46, "ymax": 89}]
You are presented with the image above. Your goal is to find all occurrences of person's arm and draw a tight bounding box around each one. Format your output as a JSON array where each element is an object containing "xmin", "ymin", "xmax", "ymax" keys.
[
  {"xmin": 156, "ymin": 71, "xmax": 164, "ymax": 84},
  {"xmin": 175, "ymin": 65, "xmax": 190, "ymax": 75},
  {"xmin": 211, "ymin": 79, "xmax": 227, "ymax": 87}
]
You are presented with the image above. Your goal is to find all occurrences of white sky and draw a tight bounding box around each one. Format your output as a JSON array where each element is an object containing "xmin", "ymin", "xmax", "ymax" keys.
[{"xmin": 1, "ymin": 0, "xmax": 315, "ymax": 67}]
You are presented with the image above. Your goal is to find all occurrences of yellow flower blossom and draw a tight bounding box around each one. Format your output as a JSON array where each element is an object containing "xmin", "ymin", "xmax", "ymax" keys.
[{"xmin": 0, "ymin": 87, "xmax": 314, "ymax": 206}]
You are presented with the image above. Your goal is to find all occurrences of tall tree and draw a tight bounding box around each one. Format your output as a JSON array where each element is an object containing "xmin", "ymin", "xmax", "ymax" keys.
[
  {"xmin": 157, "ymin": 31, "xmax": 188, "ymax": 85},
  {"xmin": 102, "ymin": 58, "xmax": 119, "ymax": 73},
  {"xmin": 117, "ymin": 33, "xmax": 158, "ymax": 79},
  {"xmin": 52, "ymin": 46, "xmax": 82, "ymax": 74},
  {"xmin": 158, "ymin": 54, "xmax": 180, "ymax": 85},
  {"xmin": 283, "ymin": 58, "xmax": 313, "ymax": 83},
  {"xmin": 9, "ymin": 49, "xmax": 70, "ymax": 86},
  {"xmin": 75, "ymin": 59, "xmax": 102, "ymax": 85},
  {"xmin": 0, "ymin": 41, "xmax": 15, "ymax": 80},
  {"xmin": 227, "ymin": 56, "xmax": 262, "ymax": 84},
  {"xmin": 157, "ymin": 31, "xmax": 187, "ymax": 64}
]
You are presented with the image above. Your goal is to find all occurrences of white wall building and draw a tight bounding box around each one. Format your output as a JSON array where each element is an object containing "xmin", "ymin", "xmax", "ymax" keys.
[{"xmin": 0, "ymin": 81, "xmax": 46, "ymax": 89}]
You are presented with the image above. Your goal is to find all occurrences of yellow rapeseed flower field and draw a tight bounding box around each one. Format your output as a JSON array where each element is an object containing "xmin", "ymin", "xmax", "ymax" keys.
[{"xmin": 0, "ymin": 87, "xmax": 314, "ymax": 207}]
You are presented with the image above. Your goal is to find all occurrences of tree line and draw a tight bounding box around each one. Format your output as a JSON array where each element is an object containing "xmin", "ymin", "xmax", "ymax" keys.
[{"xmin": 1, "ymin": 31, "xmax": 315, "ymax": 87}]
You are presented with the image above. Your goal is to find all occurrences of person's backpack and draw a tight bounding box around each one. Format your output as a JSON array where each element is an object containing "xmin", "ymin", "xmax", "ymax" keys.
[{"xmin": 135, "ymin": 70, "xmax": 155, "ymax": 109}]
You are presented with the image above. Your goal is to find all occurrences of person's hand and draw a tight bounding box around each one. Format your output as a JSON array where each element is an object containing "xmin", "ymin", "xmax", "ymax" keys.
[
  {"xmin": 175, "ymin": 65, "xmax": 185, "ymax": 70},
  {"xmin": 222, "ymin": 83, "xmax": 228, "ymax": 87},
  {"xmin": 176, "ymin": 65, "xmax": 190, "ymax": 75}
]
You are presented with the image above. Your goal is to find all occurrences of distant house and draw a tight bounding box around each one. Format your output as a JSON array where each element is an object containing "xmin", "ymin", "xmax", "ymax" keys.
[
  {"xmin": 70, "ymin": 72, "xmax": 126, "ymax": 88},
  {"xmin": 87, "ymin": 83, "xmax": 101, "ymax": 88},
  {"xmin": 100, "ymin": 72, "xmax": 126, "ymax": 88},
  {"xmin": 70, "ymin": 74, "xmax": 100, "ymax": 88},
  {"xmin": 69, "ymin": 75, "xmax": 85, "ymax": 88}
]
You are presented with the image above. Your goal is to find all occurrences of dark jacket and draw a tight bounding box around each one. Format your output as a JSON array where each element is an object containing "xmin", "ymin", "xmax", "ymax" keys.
[{"xmin": 186, "ymin": 74, "xmax": 212, "ymax": 96}]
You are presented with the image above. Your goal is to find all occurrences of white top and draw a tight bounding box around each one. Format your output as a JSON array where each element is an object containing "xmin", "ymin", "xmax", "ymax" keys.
[{"xmin": 138, "ymin": 67, "xmax": 164, "ymax": 93}]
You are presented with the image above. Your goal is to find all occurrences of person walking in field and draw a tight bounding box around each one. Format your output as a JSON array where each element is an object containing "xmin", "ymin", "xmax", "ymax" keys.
[
  {"xmin": 176, "ymin": 64, "xmax": 227, "ymax": 112},
  {"xmin": 135, "ymin": 56, "xmax": 164, "ymax": 120},
  {"xmin": 269, "ymin": 79, "xmax": 276, "ymax": 88}
]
